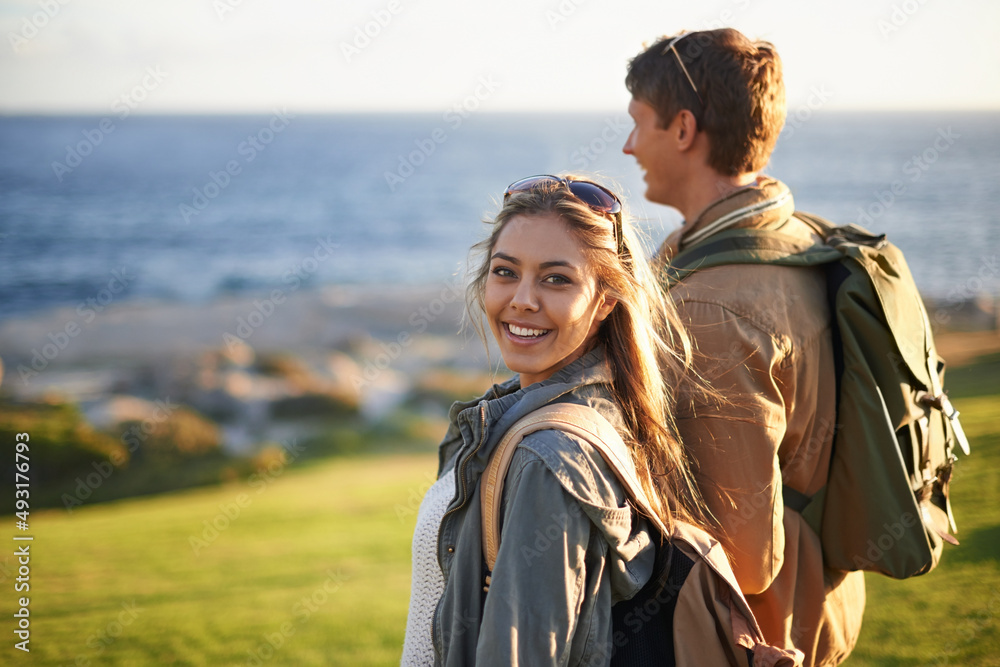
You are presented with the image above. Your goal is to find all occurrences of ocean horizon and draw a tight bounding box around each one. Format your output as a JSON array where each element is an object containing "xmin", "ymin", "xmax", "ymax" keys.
[{"xmin": 1, "ymin": 110, "xmax": 998, "ymax": 322}]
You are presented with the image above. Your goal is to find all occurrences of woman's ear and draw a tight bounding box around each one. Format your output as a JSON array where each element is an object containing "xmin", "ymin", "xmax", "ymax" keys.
[{"xmin": 596, "ymin": 295, "xmax": 618, "ymax": 322}]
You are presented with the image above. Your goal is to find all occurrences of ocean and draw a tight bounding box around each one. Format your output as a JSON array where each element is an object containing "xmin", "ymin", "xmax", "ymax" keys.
[{"xmin": 0, "ymin": 111, "xmax": 997, "ymax": 321}]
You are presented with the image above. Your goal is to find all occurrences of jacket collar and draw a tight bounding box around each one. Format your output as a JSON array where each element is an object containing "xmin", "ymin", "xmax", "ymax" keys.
[
  {"xmin": 658, "ymin": 177, "xmax": 796, "ymax": 261},
  {"xmin": 440, "ymin": 346, "xmax": 613, "ymax": 470}
]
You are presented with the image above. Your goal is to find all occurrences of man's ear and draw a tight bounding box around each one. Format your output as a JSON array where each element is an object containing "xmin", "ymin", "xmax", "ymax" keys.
[{"xmin": 675, "ymin": 109, "xmax": 699, "ymax": 150}]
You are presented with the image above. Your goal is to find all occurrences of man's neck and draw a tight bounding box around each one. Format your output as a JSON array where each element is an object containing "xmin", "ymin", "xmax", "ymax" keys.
[{"xmin": 680, "ymin": 172, "xmax": 760, "ymax": 225}]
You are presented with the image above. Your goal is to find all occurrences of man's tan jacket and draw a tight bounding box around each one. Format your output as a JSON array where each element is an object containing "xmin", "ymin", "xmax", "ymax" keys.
[{"xmin": 659, "ymin": 178, "xmax": 866, "ymax": 667}]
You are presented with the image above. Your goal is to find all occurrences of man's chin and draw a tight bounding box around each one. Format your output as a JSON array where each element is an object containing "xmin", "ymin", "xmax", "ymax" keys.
[{"xmin": 643, "ymin": 183, "xmax": 670, "ymax": 207}]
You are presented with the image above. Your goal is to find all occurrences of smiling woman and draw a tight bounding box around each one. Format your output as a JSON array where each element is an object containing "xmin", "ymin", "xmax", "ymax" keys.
[
  {"xmin": 484, "ymin": 211, "xmax": 617, "ymax": 387},
  {"xmin": 399, "ymin": 175, "xmax": 803, "ymax": 666}
]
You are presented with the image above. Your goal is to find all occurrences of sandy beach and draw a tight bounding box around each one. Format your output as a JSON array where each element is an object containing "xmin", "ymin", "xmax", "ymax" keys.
[{"xmin": 0, "ymin": 282, "xmax": 475, "ymax": 366}]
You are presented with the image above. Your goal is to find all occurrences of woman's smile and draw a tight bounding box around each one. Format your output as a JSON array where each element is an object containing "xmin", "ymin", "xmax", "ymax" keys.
[{"xmin": 504, "ymin": 322, "xmax": 551, "ymax": 340}]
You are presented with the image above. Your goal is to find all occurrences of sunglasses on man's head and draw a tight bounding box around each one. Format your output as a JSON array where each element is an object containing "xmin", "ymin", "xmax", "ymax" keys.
[
  {"xmin": 503, "ymin": 175, "xmax": 624, "ymax": 255},
  {"xmin": 661, "ymin": 32, "xmax": 704, "ymax": 106}
]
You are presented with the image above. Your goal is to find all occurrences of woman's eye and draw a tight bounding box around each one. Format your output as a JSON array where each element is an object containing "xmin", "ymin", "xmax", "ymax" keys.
[
  {"xmin": 492, "ymin": 266, "xmax": 515, "ymax": 278},
  {"xmin": 544, "ymin": 274, "xmax": 570, "ymax": 285}
]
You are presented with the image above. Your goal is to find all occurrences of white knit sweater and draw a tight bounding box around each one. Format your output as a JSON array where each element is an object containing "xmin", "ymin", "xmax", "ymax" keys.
[{"xmin": 401, "ymin": 468, "xmax": 455, "ymax": 666}]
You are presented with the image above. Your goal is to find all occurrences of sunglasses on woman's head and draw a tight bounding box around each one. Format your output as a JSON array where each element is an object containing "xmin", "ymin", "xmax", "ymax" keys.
[{"xmin": 503, "ymin": 175, "xmax": 624, "ymax": 256}]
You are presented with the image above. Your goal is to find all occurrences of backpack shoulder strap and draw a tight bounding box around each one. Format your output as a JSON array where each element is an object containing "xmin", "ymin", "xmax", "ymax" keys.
[
  {"xmin": 663, "ymin": 228, "xmax": 840, "ymax": 285},
  {"xmin": 791, "ymin": 210, "xmax": 835, "ymax": 236},
  {"xmin": 662, "ymin": 213, "xmax": 843, "ymax": 286},
  {"xmin": 480, "ymin": 403, "xmax": 667, "ymax": 574}
]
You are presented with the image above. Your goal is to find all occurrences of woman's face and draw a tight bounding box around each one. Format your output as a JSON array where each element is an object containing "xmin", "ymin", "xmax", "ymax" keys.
[{"xmin": 484, "ymin": 212, "xmax": 616, "ymax": 387}]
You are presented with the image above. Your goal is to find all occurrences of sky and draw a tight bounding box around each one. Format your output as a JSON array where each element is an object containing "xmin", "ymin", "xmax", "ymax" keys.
[{"xmin": 0, "ymin": 0, "xmax": 998, "ymax": 114}]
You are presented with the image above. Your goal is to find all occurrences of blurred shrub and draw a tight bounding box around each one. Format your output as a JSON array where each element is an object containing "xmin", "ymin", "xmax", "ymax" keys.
[
  {"xmin": 117, "ymin": 406, "xmax": 221, "ymax": 464},
  {"xmin": 408, "ymin": 368, "xmax": 500, "ymax": 411},
  {"xmin": 0, "ymin": 399, "xmax": 127, "ymax": 487},
  {"xmin": 270, "ymin": 393, "xmax": 357, "ymax": 420},
  {"xmin": 0, "ymin": 398, "xmax": 233, "ymax": 512},
  {"xmin": 299, "ymin": 425, "xmax": 365, "ymax": 459},
  {"xmin": 257, "ymin": 352, "xmax": 360, "ymax": 418},
  {"xmin": 0, "ymin": 400, "xmax": 128, "ymax": 513},
  {"xmin": 251, "ymin": 443, "xmax": 290, "ymax": 472}
]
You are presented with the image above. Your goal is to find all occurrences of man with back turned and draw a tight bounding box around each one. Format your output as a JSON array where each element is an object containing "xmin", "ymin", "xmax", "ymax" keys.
[{"xmin": 622, "ymin": 28, "xmax": 865, "ymax": 666}]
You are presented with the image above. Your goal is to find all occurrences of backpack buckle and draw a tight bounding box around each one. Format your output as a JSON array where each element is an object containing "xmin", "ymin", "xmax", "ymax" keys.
[
  {"xmin": 938, "ymin": 395, "xmax": 972, "ymax": 456},
  {"xmin": 918, "ymin": 393, "xmax": 971, "ymax": 456}
]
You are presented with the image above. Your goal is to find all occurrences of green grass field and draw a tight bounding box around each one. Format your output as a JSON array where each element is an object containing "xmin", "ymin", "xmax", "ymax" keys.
[{"xmin": 1, "ymin": 356, "xmax": 997, "ymax": 666}]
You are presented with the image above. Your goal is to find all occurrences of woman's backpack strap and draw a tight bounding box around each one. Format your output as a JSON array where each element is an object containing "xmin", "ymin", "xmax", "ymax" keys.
[{"xmin": 480, "ymin": 403, "xmax": 665, "ymax": 575}]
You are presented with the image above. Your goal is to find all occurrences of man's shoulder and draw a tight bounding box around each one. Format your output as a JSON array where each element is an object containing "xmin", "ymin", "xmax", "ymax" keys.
[{"xmin": 670, "ymin": 260, "xmax": 831, "ymax": 344}]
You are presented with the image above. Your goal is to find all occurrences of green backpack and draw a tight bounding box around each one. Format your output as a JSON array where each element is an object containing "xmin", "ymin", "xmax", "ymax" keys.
[{"xmin": 664, "ymin": 212, "xmax": 970, "ymax": 579}]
